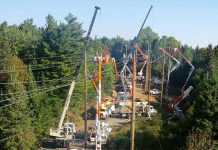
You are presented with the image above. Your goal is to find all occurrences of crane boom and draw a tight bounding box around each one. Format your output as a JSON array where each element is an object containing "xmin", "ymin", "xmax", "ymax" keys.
[
  {"xmin": 173, "ymin": 48, "xmax": 195, "ymax": 91},
  {"xmin": 159, "ymin": 48, "xmax": 180, "ymax": 74},
  {"xmin": 169, "ymin": 86, "xmax": 193, "ymax": 109},
  {"xmin": 136, "ymin": 5, "xmax": 153, "ymax": 41},
  {"xmin": 51, "ymin": 6, "xmax": 100, "ymax": 138}
]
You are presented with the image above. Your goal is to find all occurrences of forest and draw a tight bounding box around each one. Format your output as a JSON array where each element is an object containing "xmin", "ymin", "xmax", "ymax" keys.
[{"xmin": 0, "ymin": 14, "xmax": 217, "ymax": 150}]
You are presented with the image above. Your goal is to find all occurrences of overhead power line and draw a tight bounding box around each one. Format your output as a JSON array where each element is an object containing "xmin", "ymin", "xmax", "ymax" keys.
[{"xmin": 0, "ymin": 83, "xmax": 70, "ymax": 109}]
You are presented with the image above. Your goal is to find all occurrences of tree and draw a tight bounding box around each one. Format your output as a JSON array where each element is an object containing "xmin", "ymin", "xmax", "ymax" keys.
[
  {"xmin": 185, "ymin": 129, "xmax": 216, "ymax": 150},
  {"xmin": 0, "ymin": 55, "xmax": 36, "ymax": 149}
]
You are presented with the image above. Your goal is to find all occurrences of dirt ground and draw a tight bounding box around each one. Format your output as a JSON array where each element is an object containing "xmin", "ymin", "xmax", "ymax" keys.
[{"xmin": 135, "ymin": 87, "xmax": 157, "ymax": 102}]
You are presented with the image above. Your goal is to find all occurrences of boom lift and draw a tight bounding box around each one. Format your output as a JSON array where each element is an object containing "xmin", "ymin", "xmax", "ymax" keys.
[
  {"xmin": 168, "ymin": 86, "xmax": 193, "ymax": 119},
  {"xmin": 49, "ymin": 6, "xmax": 100, "ymax": 146},
  {"xmin": 173, "ymin": 48, "xmax": 195, "ymax": 91},
  {"xmin": 135, "ymin": 44, "xmax": 148, "ymax": 77},
  {"xmin": 159, "ymin": 48, "xmax": 180, "ymax": 74},
  {"xmin": 159, "ymin": 48, "xmax": 194, "ymax": 119},
  {"xmin": 119, "ymin": 54, "xmax": 132, "ymax": 101}
]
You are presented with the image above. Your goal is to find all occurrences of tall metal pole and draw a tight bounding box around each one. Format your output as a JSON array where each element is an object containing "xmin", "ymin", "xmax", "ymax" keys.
[
  {"xmin": 160, "ymin": 54, "xmax": 165, "ymax": 108},
  {"xmin": 84, "ymin": 51, "xmax": 88, "ymax": 149},
  {"xmin": 130, "ymin": 50, "xmax": 136, "ymax": 150}
]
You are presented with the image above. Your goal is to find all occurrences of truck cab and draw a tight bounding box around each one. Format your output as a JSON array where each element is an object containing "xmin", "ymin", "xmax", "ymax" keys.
[
  {"xmin": 140, "ymin": 105, "xmax": 157, "ymax": 116},
  {"xmin": 100, "ymin": 107, "xmax": 108, "ymax": 120}
]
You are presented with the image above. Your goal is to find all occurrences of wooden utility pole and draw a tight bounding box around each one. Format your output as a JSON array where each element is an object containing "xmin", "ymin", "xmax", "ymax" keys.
[
  {"xmin": 147, "ymin": 44, "xmax": 152, "ymax": 102},
  {"xmin": 130, "ymin": 50, "xmax": 136, "ymax": 150},
  {"xmin": 125, "ymin": 41, "xmax": 128, "ymax": 77},
  {"xmin": 160, "ymin": 54, "xmax": 165, "ymax": 108},
  {"xmin": 144, "ymin": 44, "xmax": 150, "ymax": 93},
  {"xmin": 84, "ymin": 51, "xmax": 88, "ymax": 149}
]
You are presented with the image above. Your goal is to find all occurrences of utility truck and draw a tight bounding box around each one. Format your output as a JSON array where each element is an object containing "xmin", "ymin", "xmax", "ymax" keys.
[{"xmin": 136, "ymin": 103, "xmax": 157, "ymax": 117}]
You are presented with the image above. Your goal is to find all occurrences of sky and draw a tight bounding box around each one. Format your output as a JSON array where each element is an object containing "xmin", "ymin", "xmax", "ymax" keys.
[{"xmin": 0, "ymin": 0, "xmax": 218, "ymax": 47}]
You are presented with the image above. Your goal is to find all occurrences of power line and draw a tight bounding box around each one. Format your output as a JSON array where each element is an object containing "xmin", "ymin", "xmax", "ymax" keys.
[
  {"xmin": 1, "ymin": 58, "xmax": 76, "ymax": 70},
  {"xmin": 0, "ymin": 83, "xmax": 70, "ymax": 109},
  {"xmin": 0, "ymin": 79, "xmax": 71, "ymax": 98},
  {"xmin": 0, "ymin": 129, "xmax": 31, "ymax": 143},
  {"xmin": 0, "ymin": 53, "xmax": 79, "ymax": 63},
  {"xmin": 0, "ymin": 62, "xmax": 76, "ymax": 73},
  {"xmin": 0, "ymin": 75, "xmax": 72, "ymax": 85}
]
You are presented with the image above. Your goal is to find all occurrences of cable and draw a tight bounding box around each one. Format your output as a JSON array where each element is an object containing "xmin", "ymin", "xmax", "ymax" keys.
[
  {"xmin": 1, "ymin": 57, "xmax": 76, "ymax": 70},
  {"xmin": 0, "ymin": 62, "xmax": 77, "ymax": 74},
  {"xmin": 0, "ymin": 51, "xmax": 82, "ymax": 63},
  {"xmin": 0, "ymin": 79, "xmax": 71, "ymax": 97},
  {"xmin": 0, "ymin": 129, "xmax": 31, "ymax": 143},
  {"xmin": 0, "ymin": 83, "xmax": 70, "ymax": 109},
  {"xmin": 0, "ymin": 75, "xmax": 72, "ymax": 85},
  {"xmin": 0, "ymin": 82, "xmax": 71, "ymax": 103}
]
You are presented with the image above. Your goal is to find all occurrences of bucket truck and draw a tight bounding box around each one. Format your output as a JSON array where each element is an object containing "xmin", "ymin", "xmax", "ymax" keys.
[
  {"xmin": 173, "ymin": 48, "xmax": 195, "ymax": 92},
  {"xmin": 168, "ymin": 86, "xmax": 193, "ymax": 119},
  {"xmin": 134, "ymin": 44, "xmax": 148, "ymax": 82},
  {"xmin": 47, "ymin": 6, "xmax": 100, "ymax": 148},
  {"xmin": 159, "ymin": 48, "xmax": 180, "ymax": 74}
]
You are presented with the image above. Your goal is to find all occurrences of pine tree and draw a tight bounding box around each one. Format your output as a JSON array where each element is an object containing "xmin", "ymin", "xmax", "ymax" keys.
[{"xmin": 0, "ymin": 55, "xmax": 36, "ymax": 149}]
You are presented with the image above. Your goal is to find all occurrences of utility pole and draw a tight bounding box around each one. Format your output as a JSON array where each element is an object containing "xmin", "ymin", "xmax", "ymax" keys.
[
  {"xmin": 125, "ymin": 41, "xmax": 128, "ymax": 77},
  {"xmin": 160, "ymin": 54, "xmax": 165, "ymax": 108},
  {"xmin": 96, "ymin": 55, "xmax": 102, "ymax": 150},
  {"xmin": 130, "ymin": 49, "xmax": 136, "ymax": 150},
  {"xmin": 144, "ymin": 44, "xmax": 150, "ymax": 93},
  {"xmin": 146, "ymin": 43, "xmax": 152, "ymax": 102},
  {"xmin": 84, "ymin": 51, "xmax": 88, "ymax": 149}
]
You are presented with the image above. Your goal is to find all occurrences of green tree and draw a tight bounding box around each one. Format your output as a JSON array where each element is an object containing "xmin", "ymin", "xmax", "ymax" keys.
[{"xmin": 0, "ymin": 55, "xmax": 36, "ymax": 149}]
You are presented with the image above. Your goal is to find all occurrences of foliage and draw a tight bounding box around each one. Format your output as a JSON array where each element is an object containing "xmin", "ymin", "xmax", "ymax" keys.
[
  {"xmin": 0, "ymin": 55, "xmax": 36, "ymax": 149},
  {"xmin": 185, "ymin": 129, "xmax": 216, "ymax": 150}
]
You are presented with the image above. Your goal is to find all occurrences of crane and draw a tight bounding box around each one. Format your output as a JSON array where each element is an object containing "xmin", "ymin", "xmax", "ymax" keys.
[
  {"xmin": 49, "ymin": 6, "xmax": 100, "ymax": 145},
  {"xmin": 173, "ymin": 48, "xmax": 195, "ymax": 91}
]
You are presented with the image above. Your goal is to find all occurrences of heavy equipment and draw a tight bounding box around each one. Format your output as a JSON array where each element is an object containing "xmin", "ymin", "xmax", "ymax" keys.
[
  {"xmin": 47, "ymin": 6, "xmax": 100, "ymax": 148},
  {"xmin": 168, "ymin": 86, "xmax": 193, "ymax": 119},
  {"xmin": 159, "ymin": 48, "xmax": 194, "ymax": 120},
  {"xmin": 159, "ymin": 48, "xmax": 180, "ymax": 74},
  {"xmin": 119, "ymin": 54, "xmax": 132, "ymax": 101},
  {"xmin": 173, "ymin": 48, "xmax": 195, "ymax": 91}
]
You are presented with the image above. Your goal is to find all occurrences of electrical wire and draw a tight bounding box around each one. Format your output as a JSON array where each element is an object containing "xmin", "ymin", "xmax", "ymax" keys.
[
  {"xmin": 0, "ymin": 75, "xmax": 72, "ymax": 85},
  {"xmin": 0, "ymin": 52, "xmax": 81, "ymax": 63},
  {"xmin": 1, "ymin": 57, "xmax": 76, "ymax": 70},
  {"xmin": 0, "ymin": 82, "xmax": 71, "ymax": 103},
  {"xmin": 0, "ymin": 62, "xmax": 77, "ymax": 74},
  {"xmin": 0, "ymin": 129, "xmax": 31, "ymax": 143},
  {"xmin": 0, "ymin": 79, "xmax": 71, "ymax": 97},
  {"xmin": 0, "ymin": 83, "xmax": 70, "ymax": 109}
]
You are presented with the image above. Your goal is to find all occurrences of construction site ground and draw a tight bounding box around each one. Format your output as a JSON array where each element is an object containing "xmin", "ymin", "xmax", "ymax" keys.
[{"xmin": 40, "ymin": 86, "xmax": 159, "ymax": 150}]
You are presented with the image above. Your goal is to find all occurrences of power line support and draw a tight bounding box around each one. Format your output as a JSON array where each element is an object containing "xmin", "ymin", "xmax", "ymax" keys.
[
  {"xmin": 96, "ymin": 55, "xmax": 102, "ymax": 150},
  {"xmin": 160, "ymin": 54, "xmax": 165, "ymax": 108},
  {"xmin": 130, "ymin": 49, "xmax": 136, "ymax": 150},
  {"xmin": 84, "ymin": 51, "xmax": 88, "ymax": 149}
]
